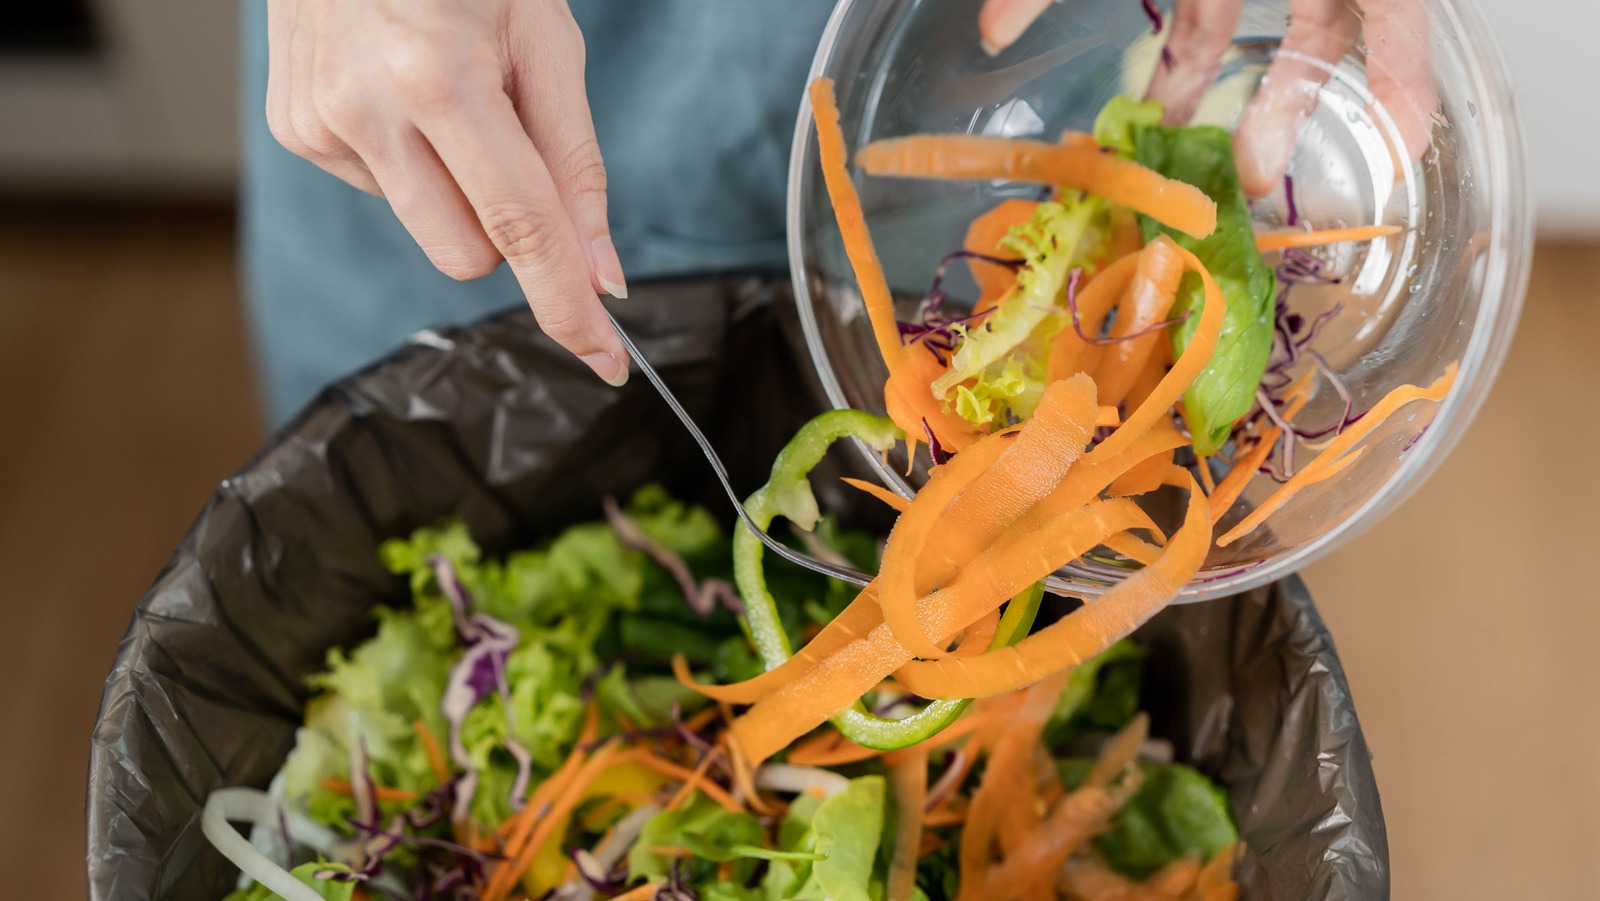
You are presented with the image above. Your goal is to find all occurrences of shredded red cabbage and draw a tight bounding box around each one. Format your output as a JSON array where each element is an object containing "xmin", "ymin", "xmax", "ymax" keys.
[
  {"xmin": 1284, "ymin": 174, "xmax": 1300, "ymax": 226},
  {"xmin": 922, "ymin": 417, "xmax": 951, "ymax": 465},
  {"xmin": 1142, "ymin": 0, "xmax": 1165, "ymax": 33},
  {"xmin": 603, "ymin": 497, "xmax": 744, "ymax": 618},
  {"xmin": 429, "ymin": 555, "xmax": 531, "ymax": 824},
  {"xmin": 898, "ymin": 249, "xmax": 1023, "ymax": 364},
  {"xmin": 1064, "ymin": 267, "xmax": 1192, "ymax": 345}
]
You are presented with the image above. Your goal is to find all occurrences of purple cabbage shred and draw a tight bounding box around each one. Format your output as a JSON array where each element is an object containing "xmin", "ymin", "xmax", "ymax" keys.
[{"xmin": 1141, "ymin": 0, "xmax": 1165, "ymax": 33}]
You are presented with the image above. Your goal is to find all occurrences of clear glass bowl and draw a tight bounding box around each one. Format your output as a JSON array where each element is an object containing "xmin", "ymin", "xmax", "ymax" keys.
[{"xmin": 787, "ymin": 0, "xmax": 1532, "ymax": 601}]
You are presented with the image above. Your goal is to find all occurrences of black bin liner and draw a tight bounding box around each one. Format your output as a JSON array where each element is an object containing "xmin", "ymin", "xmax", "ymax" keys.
[{"xmin": 88, "ymin": 277, "xmax": 1388, "ymax": 900}]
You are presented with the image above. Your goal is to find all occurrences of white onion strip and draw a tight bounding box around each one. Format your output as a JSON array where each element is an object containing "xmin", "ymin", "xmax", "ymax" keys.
[
  {"xmin": 202, "ymin": 787, "xmax": 327, "ymax": 901},
  {"xmin": 755, "ymin": 764, "xmax": 851, "ymax": 798}
]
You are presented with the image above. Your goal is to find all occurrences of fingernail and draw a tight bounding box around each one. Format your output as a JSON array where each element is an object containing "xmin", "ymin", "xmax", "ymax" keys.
[
  {"xmin": 591, "ymin": 235, "xmax": 628, "ymax": 300},
  {"xmin": 582, "ymin": 351, "xmax": 629, "ymax": 388}
]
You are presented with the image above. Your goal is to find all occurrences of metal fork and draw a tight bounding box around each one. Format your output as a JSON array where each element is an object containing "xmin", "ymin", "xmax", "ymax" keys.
[{"xmin": 608, "ymin": 312, "xmax": 872, "ymax": 587}]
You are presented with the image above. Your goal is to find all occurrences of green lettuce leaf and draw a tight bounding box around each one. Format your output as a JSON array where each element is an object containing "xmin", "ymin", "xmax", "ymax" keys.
[
  {"xmin": 1132, "ymin": 123, "xmax": 1276, "ymax": 455},
  {"xmin": 934, "ymin": 195, "xmax": 1109, "ymax": 424},
  {"xmin": 629, "ymin": 792, "xmax": 767, "ymax": 881},
  {"xmin": 1058, "ymin": 759, "xmax": 1238, "ymax": 879},
  {"xmin": 1045, "ymin": 638, "xmax": 1145, "ymax": 745},
  {"xmin": 1093, "ymin": 95, "xmax": 1164, "ymax": 157},
  {"xmin": 808, "ymin": 776, "xmax": 887, "ymax": 901},
  {"xmin": 220, "ymin": 863, "xmax": 356, "ymax": 901}
]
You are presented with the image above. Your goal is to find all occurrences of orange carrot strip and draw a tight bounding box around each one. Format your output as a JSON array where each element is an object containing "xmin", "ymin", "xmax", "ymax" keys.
[
  {"xmin": 1196, "ymin": 456, "xmax": 1217, "ymax": 495},
  {"xmin": 964, "ymin": 198, "xmax": 1038, "ymax": 303},
  {"xmin": 412, "ymin": 719, "xmax": 450, "ymax": 783},
  {"xmin": 888, "ymin": 751, "xmax": 929, "ymax": 901},
  {"xmin": 613, "ymin": 748, "xmax": 743, "ymax": 814},
  {"xmin": 1216, "ymin": 363, "xmax": 1456, "ymax": 546},
  {"xmin": 484, "ymin": 742, "xmax": 620, "ymax": 901},
  {"xmin": 724, "ymin": 733, "xmax": 775, "ymax": 815},
  {"xmin": 1096, "ymin": 405, "xmax": 1122, "ymax": 427},
  {"xmin": 1102, "ymin": 532, "xmax": 1164, "ymax": 566},
  {"xmin": 665, "ymin": 750, "xmax": 720, "ymax": 812},
  {"xmin": 856, "ymin": 135, "xmax": 1218, "ymax": 239},
  {"xmin": 1107, "ymin": 205, "xmax": 1146, "ymax": 262},
  {"xmin": 810, "ymin": 78, "xmax": 983, "ymax": 453},
  {"xmin": 842, "ymin": 477, "xmax": 910, "ymax": 513},
  {"xmin": 895, "ymin": 468, "xmax": 1209, "ymax": 699},
  {"xmin": 673, "ymin": 586, "xmax": 886, "ymax": 705},
  {"xmin": 1145, "ymin": 855, "xmax": 1203, "ymax": 896},
  {"xmin": 1207, "ymin": 370, "xmax": 1315, "ymax": 522},
  {"xmin": 1255, "ymin": 224, "xmax": 1401, "ymax": 251},
  {"xmin": 924, "ymin": 805, "xmax": 968, "ymax": 828},
  {"xmin": 880, "ymin": 377, "xmax": 1097, "ymax": 659},
  {"xmin": 1093, "ymin": 246, "xmax": 1225, "ymax": 462},
  {"xmin": 955, "ymin": 672, "xmax": 1069, "ymax": 901},
  {"xmin": 952, "ymin": 609, "xmax": 1001, "ymax": 657},
  {"xmin": 1058, "ymin": 857, "xmax": 1172, "ymax": 901},
  {"xmin": 810, "ymin": 79, "xmax": 903, "ymax": 368},
  {"xmin": 1096, "ymin": 237, "xmax": 1186, "ymax": 406},
  {"xmin": 732, "ymin": 499, "xmax": 1154, "ymax": 762},
  {"xmin": 1058, "ymin": 129, "xmax": 1100, "ymax": 151},
  {"xmin": 609, "ymin": 882, "xmax": 663, "ymax": 901},
  {"xmin": 1047, "ymin": 252, "xmax": 1142, "ymax": 385},
  {"xmin": 320, "ymin": 778, "xmax": 418, "ymax": 804}
]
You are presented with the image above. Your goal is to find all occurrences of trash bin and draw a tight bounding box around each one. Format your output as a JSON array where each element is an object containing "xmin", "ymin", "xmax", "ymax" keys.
[{"xmin": 88, "ymin": 277, "xmax": 1387, "ymax": 900}]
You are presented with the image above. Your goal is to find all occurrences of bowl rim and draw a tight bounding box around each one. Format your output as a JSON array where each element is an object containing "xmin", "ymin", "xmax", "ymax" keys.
[{"xmin": 786, "ymin": 0, "xmax": 1535, "ymax": 601}]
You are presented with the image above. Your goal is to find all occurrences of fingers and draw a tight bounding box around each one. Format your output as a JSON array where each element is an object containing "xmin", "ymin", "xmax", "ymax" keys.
[
  {"xmin": 1232, "ymin": 0, "xmax": 1362, "ymax": 197},
  {"xmin": 361, "ymin": 132, "xmax": 503, "ymax": 280},
  {"xmin": 1357, "ymin": 0, "xmax": 1437, "ymax": 164},
  {"xmin": 415, "ymin": 72, "xmax": 629, "ymax": 385},
  {"xmin": 265, "ymin": 0, "xmax": 382, "ymax": 195},
  {"xmin": 1146, "ymin": 0, "xmax": 1245, "ymax": 125},
  {"xmin": 977, "ymin": 0, "xmax": 1055, "ymax": 55},
  {"xmin": 505, "ymin": 1, "xmax": 626, "ymax": 300}
]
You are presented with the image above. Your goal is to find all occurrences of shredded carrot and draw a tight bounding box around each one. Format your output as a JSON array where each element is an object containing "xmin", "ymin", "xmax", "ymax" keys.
[
  {"xmin": 1145, "ymin": 855, "xmax": 1203, "ymax": 895},
  {"xmin": 665, "ymin": 749, "xmax": 720, "ymax": 812},
  {"xmin": 955, "ymin": 672, "xmax": 1069, "ymax": 901},
  {"xmin": 895, "ymin": 469, "xmax": 1209, "ymax": 699},
  {"xmin": 320, "ymin": 778, "xmax": 418, "ymax": 804},
  {"xmin": 724, "ymin": 733, "xmax": 775, "ymax": 815},
  {"xmin": 1207, "ymin": 373, "xmax": 1315, "ymax": 522},
  {"xmin": 1094, "ymin": 245, "xmax": 1226, "ymax": 461},
  {"xmin": 964, "ymin": 198, "xmax": 1039, "ymax": 306},
  {"xmin": 1047, "ymin": 252, "xmax": 1141, "ymax": 385},
  {"xmin": 887, "ymin": 751, "xmax": 928, "ymax": 901},
  {"xmin": 952, "ymin": 608, "xmax": 1001, "ymax": 657},
  {"xmin": 809, "ymin": 78, "xmax": 983, "ymax": 453},
  {"xmin": 483, "ymin": 741, "xmax": 621, "ymax": 901},
  {"xmin": 1255, "ymin": 224, "xmax": 1401, "ymax": 251},
  {"xmin": 880, "ymin": 377, "xmax": 1098, "ymax": 660},
  {"xmin": 1196, "ymin": 457, "xmax": 1217, "ymax": 495},
  {"xmin": 919, "ymin": 833, "xmax": 950, "ymax": 858},
  {"xmin": 856, "ymin": 135, "xmax": 1218, "ymax": 239},
  {"xmin": 1217, "ymin": 363, "xmax": 1456, "ymax": 546},
  {"xmin": 1058, "ymin": 129, "xmax": 1100, "ymax": 152},
  {"xmin": 1095, "ymin": 405, "xmax": 1122, "ymax": 427},
  {"xmin": 609, "ymin": 881, "xmax": 663, "ymax": 901},
  {"xmin": 841, "ymin": 476, "xmax": 910, "ymax": 513},
  {"xmin": 681, "ymin": 705, "xmax": 721, "ymax": 733},
  {"xmin": 924, "ymin": 804, "xmax": 968, "ymax": 827},
  {"xmin": 1102, "ymin": 531, "xmax": 1164, "ymax": 566},
  {"xmin": 412, "ymin": 718, "xmax": 450, "ymax": 783},
  {"xmin": 611, "ymin": 747, "xmax": 743, "ymax": 814},
  {"xmin": 1095, "ymin": 237, "xmax": 1186, "ymax": 407}
]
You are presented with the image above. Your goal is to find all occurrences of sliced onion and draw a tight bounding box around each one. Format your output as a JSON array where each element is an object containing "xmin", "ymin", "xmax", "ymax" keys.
[
  {"xmin": 756, "ymin": 764, "xmax": 851, "ymax": 798},
  {"xmin": 561, "ymin": 803, "xmax": 662, "ymax": 901},
  {"xmin": 202, "ymin": 787, "xmax": 327, "ymax": 901}
]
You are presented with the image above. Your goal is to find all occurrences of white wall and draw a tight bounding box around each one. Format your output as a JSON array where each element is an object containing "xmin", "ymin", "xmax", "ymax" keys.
[
  {"xmin": 0, "ymin": 0, "xmax": 1593, "ymax": 233},
  {"xmin": 1474, "ymin": 0, "xmax": 1600, "ymax": 235}
]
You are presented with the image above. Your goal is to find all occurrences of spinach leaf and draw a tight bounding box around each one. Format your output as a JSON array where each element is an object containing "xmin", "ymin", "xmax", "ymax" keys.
[
  {"xmin": 1059, "ymin": 759, "xmax": 1238, "ymax": 878},
  {"xmin": 1133, "ymin": 124, "xmax": 1276, "ymax": 455}
]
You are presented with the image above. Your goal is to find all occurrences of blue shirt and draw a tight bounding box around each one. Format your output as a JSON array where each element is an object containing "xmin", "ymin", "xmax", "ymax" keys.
[{"xmin": 241, "ymin": 0, "xmax": 833, "ymax": 423}]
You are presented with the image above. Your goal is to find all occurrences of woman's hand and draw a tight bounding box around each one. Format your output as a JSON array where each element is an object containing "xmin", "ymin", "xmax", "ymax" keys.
[
  {"xmin": 1147, "ymin": 0, "xmax": 1436, "ymax": 197},
  {"xmin": 265, "ymin": 0, "xmax": 630, "ymax": 385},
  {"xmin": 980, "ymin": 0, "xmax": 1437, "ymax": 198}
]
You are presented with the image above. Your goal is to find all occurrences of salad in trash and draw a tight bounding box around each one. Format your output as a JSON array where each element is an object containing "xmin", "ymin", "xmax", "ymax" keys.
[
  {"xmin": 204, "ymin": 5, "xmax": 1449, "ymax": 899},
  {"xmin": 206, "ymin": 489, "xmax": 1240, "ymax": 900}
]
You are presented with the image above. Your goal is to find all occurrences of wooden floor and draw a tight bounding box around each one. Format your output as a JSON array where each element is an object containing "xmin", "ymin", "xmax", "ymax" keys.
[{"xmin": 2, "ymin": 206, "xmax": 1595, "ymax": 899}]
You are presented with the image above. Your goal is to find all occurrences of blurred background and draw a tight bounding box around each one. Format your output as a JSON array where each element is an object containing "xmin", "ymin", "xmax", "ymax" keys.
[{"xmin": 2, "ymin": 1, "xmax": 1596, "ymax": 898}]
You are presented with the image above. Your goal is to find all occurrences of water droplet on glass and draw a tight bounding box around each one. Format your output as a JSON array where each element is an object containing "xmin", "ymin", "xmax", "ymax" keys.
[{"xmin": 1468, "ymin": 100, "xmax": 1478, "ymax": 117}]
